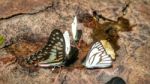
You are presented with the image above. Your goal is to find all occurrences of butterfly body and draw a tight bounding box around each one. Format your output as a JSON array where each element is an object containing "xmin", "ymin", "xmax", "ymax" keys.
[{"xmin": 83, "ymin": 42, "xmax": 112, "ymax": 68}]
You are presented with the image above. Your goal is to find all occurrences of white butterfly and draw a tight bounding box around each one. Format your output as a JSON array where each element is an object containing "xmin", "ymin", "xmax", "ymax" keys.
[
  {"xmin": 71, "ymin": 16, "xmax": 78, "ymax": 41},
  {"xmin": 63, "ymin": 31, "xmax": 71, "ymax": 57},
  {"xmin": 82, "ymin": 42, "xmax": 112, "ymax": 68}
]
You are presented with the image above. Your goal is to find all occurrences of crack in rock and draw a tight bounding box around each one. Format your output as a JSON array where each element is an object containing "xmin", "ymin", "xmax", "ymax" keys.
[{"xmin": 0, "ymin": 1, "xmax": 59, "ymax": 21}]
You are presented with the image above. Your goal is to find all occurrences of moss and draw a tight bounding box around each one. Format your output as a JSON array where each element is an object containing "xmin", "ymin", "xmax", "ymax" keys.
[{"xmin": 0, "ymin": 35, "xmax": 5, "ymax": 46}]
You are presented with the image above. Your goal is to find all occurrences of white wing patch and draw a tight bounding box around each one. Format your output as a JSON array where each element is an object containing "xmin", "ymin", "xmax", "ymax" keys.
[
  {"xmin": 83, "ymin": 42, "xmax": 112, "ymax": 68},
  {"xmin": 63, "ymin": 31, "xmax": 71, "ymax": 56},
  {"xmin": 71, "ymin": 16, "xmax": 78, "ymax": 41}
]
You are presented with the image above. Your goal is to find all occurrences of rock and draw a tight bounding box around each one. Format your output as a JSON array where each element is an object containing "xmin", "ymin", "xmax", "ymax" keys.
[
  {"xmin": 0, "ymin": 0, "xmax": 150, "ymax": 84},
  {"xmin": 0, "ymin": 0, "xmax": 53, "ymax": 19}
]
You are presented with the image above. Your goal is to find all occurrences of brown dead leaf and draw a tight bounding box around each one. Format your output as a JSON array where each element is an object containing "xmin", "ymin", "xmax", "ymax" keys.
[{"xmin": 0, "ymin": 55, "xmax": 16, "ymax": 64}]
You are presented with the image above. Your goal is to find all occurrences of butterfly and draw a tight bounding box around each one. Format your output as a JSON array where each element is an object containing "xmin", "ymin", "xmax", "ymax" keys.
[
  {"xmin": 82, "ymin": 42, "xmax": 112, "ymax": 68},
  {"xmin": 71, "ymin": 16, "xmax": 83, "ymax": 47},
  {"xmin": 71, "ymin": 16, "xmax": 78, "ymax": 42},
  {"xmin": 22, "ymin": 29, "xmax": 70, "ymax": 67}
]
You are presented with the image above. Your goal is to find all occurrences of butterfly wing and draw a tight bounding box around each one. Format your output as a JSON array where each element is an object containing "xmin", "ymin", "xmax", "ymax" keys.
[
  {"xmin": 100, "ymin": 40, "xmax": 116, "ymax": 60},
  {"xmin": 24, "ymin": 29, "xmax": 66, "ymax": 67},
  {"xmin": 63, "ymin": 31, "xmax": 71, "ymax": 57},
  {"xmin": 71, "ymin": 16, "xmax": 78, "ymax": 41},
  {"xmin": 83, "ymin": 42, "xmax": 112, "ymax": 68}
]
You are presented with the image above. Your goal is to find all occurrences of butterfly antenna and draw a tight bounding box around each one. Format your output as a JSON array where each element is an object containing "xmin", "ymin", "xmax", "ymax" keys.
[
  {"xmin": 98, "ymin": 14, "xmax": 115, "ymax": 22},
  {"xmin": 92, "ymin": 11, "xmax": 115, "ymax": 22}
]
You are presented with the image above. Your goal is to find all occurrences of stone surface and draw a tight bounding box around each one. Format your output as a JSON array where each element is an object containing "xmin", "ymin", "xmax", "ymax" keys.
[
  {"xmin": 0, "ymin": 0, "xmax": 150, "ymax": 84},
  {"xmin": 0, "ymin": 0, "xmax": 53, "ymax": 19}
]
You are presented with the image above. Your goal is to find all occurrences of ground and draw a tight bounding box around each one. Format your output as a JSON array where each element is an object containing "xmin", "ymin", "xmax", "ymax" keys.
[{"xmin": 0, "ymin": 0, "xmax": 150, "ymax": 84}]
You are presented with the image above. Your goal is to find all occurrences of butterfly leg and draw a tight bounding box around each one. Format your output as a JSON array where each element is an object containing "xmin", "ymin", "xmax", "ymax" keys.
[{"xmin": 51, "ymin": 66, "xmax": 56, "ymax": 71}]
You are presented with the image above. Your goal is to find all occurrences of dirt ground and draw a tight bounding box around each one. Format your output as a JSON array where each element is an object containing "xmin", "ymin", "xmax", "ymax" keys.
[{"xmin": 0, "ymin": 0, "xmax": 150, "ymax": 84}]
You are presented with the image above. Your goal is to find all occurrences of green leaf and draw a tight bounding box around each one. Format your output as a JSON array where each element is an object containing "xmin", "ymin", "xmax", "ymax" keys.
[{"xmin": 0, "ymin": 35, "xmax": 5, "ymax": 46}]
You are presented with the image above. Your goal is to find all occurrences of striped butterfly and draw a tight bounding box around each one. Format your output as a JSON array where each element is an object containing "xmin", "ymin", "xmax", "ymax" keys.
[
  {"xmin": 22, "ymin": 29, "xmax": 70, "ymax": 67},
  {"xmin": 82, "ymin": 42, "xmax": 112, "ymax": 68},
  {"xmin": 39, "ymin": 30, "xmax": 71, "ymax": 67}
]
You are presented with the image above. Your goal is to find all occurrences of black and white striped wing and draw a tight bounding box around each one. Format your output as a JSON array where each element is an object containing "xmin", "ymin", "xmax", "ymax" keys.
[
  {"xmin": 83, "ymin": 42, "xmax": 112, "ymax": 68},
  {"xmin": 24, "ymin": 29, "xmax": 66, "ymax": 67}
]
